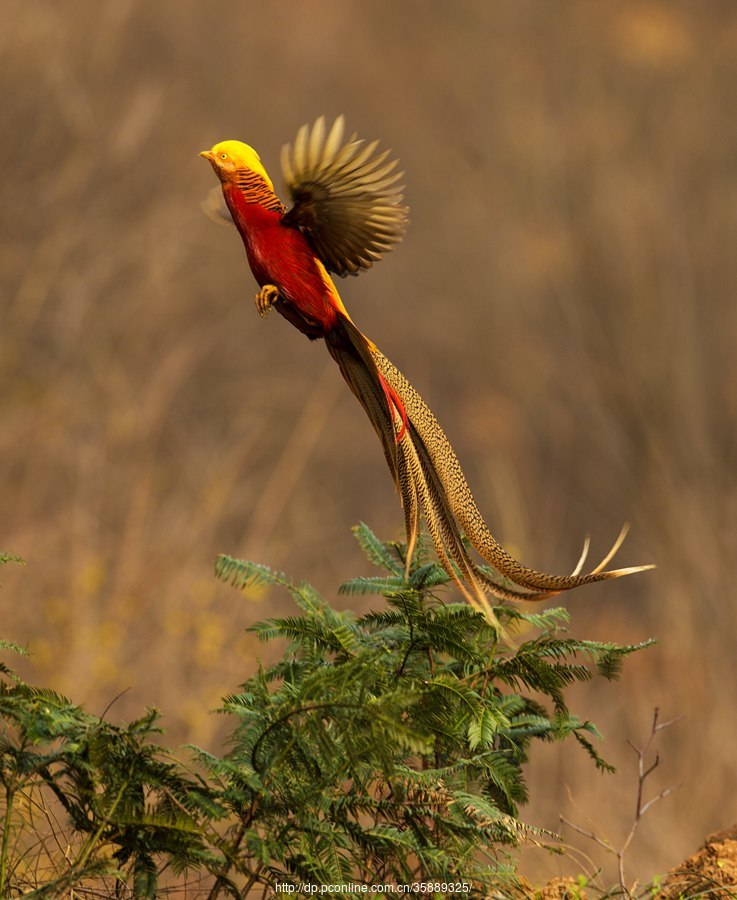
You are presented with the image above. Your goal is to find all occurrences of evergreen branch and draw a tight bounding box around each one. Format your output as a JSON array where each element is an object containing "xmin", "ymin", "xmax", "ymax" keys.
[
  {"xmin": 0, "ymin": 554, "xmax": 25, "ymax": 567},
  {"xmin": 0, "ymin": 522, "xmax": 655, "ymax": 894},
  {"xmin": 248, "ymin": 701, "xmax": 366, "ymax": 774},
  {"xmin": 338, "ymin": 575, "xmax": 409, "ymax": 597},
  {"xmin": 352, "ymin": 523, "xmax": 404, "ymax": 574},
  {"xmin": 215, "ymin": 556, "xmax": 289, "ymax": 592}
]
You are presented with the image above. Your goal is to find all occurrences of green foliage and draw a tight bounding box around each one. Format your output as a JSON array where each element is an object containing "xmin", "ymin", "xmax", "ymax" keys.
[
  {"xmin": 0, "ymin": 652, "xmax": 218, "ymax": 896},
  {"xmin": 0, "ymin": 527, "xmax": 654, "ymax": 896}
]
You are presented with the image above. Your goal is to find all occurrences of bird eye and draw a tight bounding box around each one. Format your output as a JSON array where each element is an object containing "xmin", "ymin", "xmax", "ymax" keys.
[{"xmin": 220, "ymin": 153, "xmax": 228, "ymax": 160}]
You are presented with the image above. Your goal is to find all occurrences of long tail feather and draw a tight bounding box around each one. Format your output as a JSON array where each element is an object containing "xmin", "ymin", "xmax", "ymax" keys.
[
  {"xmin": 324, "ymin": 315, "xmax": 653, "ymax": 621},
  {"xmin": 372, "ymin": 348, "xmax": 654, "ymax": 593}
]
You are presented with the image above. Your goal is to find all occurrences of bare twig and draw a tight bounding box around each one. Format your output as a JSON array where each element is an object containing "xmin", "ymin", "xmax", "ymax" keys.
[
  {"xmin": 616, "ymin": 708, "xmax": 683, "ymax": 892},
  {"xmin": 561, "ymin": 707, "xmax": 682, "ymax": 897},
  {"xmin": 560, "ymin": 815, "xmax": 613, "ymax": 854}
]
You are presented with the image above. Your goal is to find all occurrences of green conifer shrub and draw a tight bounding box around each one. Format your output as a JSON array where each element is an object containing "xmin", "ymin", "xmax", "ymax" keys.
[{"xmin": 0, "ymin": 530, "xmax": 653, "ymax": 897}]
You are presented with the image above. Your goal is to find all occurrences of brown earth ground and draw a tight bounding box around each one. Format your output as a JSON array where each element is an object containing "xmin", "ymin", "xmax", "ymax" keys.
[
  {"xmin": 515, "ymin": 825, "xmax": 737, "ymax": 897},
  {"xmin": 659, "ymin": 825, "xmax": 737, "ymax": 899}
]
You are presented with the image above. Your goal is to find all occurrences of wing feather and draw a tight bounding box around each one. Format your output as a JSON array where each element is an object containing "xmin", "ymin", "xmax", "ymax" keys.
[{"xmin": 281, "ymin": 115, "xmax": 410, "ymax": 277}]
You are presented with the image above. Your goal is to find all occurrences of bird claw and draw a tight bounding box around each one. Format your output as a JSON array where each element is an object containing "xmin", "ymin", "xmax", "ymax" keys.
[{"xmin": 255, "ymin": 284, "xmax": 279, "ymax": 318}]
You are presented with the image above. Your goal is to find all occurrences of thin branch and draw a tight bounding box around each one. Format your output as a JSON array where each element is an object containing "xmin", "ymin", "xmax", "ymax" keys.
[
  {"xmin": 560, "ymin": 815, "xmax": 613, "ymax": 853},
  {"xmin": 562, "ymin": 707, "xmax": 682, "ymax": 897}
]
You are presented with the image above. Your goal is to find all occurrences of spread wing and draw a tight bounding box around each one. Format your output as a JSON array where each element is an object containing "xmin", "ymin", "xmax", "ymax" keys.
[
  {"xmin": 280, "ymin": 116, "xmax": 410, "ymax": 277},
  {"xmin": 201, "ymin": 186, "xmax": 234, "ymax": 226}
]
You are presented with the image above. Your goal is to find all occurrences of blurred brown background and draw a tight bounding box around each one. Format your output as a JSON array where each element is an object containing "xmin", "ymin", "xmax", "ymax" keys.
[{"xmin": 2, "ymin": 0, "xmax": 736, "ymax": 885}]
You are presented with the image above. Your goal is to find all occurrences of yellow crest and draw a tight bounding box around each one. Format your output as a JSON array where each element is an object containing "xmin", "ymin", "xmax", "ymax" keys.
[{"xmin": 204, "ymin": 140, "xmax": 275, "ymax": 192}]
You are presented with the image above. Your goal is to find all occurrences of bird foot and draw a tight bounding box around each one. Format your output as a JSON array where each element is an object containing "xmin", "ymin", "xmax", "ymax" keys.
[{"xmin": 255, "ymin": 284, "xmax": 280, "ymax": 318}]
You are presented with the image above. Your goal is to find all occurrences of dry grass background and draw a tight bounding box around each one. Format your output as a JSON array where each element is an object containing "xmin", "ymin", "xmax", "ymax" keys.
[{"xmin": 2, "ymin": 0, "xmax": 736, "ymax": 886}]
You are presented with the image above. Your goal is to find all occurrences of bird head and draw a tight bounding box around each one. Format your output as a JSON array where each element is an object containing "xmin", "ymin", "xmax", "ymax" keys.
[{"xmin": 200, "ymin": 140, "xmax": 275, "ymax": 192}]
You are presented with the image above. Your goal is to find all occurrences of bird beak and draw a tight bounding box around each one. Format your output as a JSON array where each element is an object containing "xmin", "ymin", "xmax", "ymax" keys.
[{"xmin": 200, "ymin": 150, "xmax": 215, "ymax": 161}]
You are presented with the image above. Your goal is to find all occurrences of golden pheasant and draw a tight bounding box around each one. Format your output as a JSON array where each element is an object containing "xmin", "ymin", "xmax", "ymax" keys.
[{"xmin": 201, "ymin": 116, "xmax": 651, "ymax": 621}]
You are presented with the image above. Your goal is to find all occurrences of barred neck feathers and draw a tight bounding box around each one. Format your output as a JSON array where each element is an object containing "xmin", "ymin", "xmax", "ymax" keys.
[
  {"xmin": 234, "ymin": 169, "xmax": 286, "ymax": 213},
  {"xmin": 202, "ymin": 139, "xmax": 286, "ymax": 213}
]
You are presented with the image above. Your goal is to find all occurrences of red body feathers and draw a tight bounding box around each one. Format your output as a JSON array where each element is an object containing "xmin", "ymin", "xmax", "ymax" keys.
[{"xmin": 223, "ymin": 183, "xmax": 340, "ymax": 339}]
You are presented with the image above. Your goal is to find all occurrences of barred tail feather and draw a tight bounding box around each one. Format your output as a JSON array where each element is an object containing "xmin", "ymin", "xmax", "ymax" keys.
[
  {"xmin": 324, "ymin": 315, "xmax": 652, "ymax": 620},
  {"xmin": 372, "ymin": 348, "xmax": 654, "ymax": 594}
]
